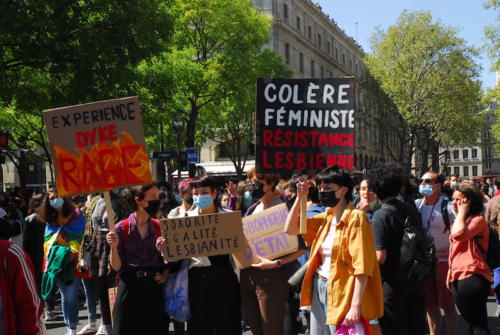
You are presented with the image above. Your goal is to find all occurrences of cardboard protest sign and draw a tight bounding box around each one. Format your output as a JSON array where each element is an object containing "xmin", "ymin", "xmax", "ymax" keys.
[
  {"xmin": 233, "ymin": 203, "xmax": 299, "ymax": 268},
  {"xmin": 159, "ymin": 211, "xmax": 245, "ymax": 261},
  {"xmin": 256, "ymin": 78, "xmax": 356, "ymax": 174},
  {"xmin": 42, "ymin": 97, "xmax": 152, "ymax": 197}
]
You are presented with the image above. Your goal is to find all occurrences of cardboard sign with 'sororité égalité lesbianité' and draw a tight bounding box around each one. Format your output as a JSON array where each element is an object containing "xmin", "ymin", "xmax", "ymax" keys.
[
  {"xmin": 42, "ymin": 97, "xmax": 152, "ymax": 197},
  {"xmin": 159, "ymin": 211, "xmax": 245, "ymax": 261}
]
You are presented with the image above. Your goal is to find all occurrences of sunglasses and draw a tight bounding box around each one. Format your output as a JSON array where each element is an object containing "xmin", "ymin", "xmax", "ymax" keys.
[{"xmin": 419, "ymin": 178, "xmax": 436, "ymax": 185}]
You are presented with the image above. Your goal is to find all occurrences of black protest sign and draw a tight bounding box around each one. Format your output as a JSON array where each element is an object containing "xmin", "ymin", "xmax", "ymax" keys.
[
  {"xmin": 159, "ymin": 211, "xmax": 245, "ymax": 261},
  {"xmin": 256, "ymin": 78, "xmax": 356, "ymax": 174}
]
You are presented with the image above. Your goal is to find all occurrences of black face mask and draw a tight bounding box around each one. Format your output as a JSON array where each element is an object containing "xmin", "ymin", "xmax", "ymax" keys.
[
  {"xmin": 144, "ymin": 200, "xmax": 161, "ymax": 218},
  {"xmin": 248, "ymin": 182, "xmax": 265, "ymax": 200},
  {"xmin": 319, "ymin": 190, "xmax": 339, "ymax": 208},
  {"xmin": 185, "ymin": 197, "xmax": 194, "ymax": 206}
]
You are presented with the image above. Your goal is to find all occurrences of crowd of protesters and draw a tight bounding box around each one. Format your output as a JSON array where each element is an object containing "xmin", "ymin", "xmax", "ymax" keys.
[{"xmin": 0, "ymin": 163, "xmax": 499, "ymax": 335}]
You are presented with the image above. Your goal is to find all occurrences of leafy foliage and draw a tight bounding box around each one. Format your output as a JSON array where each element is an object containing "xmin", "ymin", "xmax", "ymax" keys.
[{"xmin": 365, "ymin": 11, "xmax": 483, "ymax": 170}]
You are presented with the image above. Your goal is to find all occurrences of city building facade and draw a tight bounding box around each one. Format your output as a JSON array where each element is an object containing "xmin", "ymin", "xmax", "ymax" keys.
[{"xmin": 199, "ymin": 0, "xmax": 404, "ymax": 174}]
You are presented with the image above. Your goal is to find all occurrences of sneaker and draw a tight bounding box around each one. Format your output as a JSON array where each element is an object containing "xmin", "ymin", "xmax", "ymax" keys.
[
  {"xmin": 96, "ymin": 325, "xmax": 112, "ymax": 335},
  {"xmin": 77, "ymin": 325, "xmax": 97, "ymax": 335},
  {"xmin": 45, "ymin": 311, "xmax": 57, "ymax": 322}
]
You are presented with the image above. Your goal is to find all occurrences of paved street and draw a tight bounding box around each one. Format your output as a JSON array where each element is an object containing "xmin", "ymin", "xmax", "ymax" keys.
[{"xmin": 46, "ymin": 295, "xmax": 499, "ymax": 335}]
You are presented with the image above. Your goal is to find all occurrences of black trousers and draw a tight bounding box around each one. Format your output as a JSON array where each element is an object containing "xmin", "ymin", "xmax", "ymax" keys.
[
  {"xmin": 112, "ymin": 273, "xmax": 165, "ymax": 335},
  {"xmin": 94, "ymin": 276, "xmax": 112, "ymax": 325},
  {"xmin": 451, "ymin": 275, "xmax": 491, "ymax": 335},
  {"xmin": 379, "ymin": 280, "xmax": 426, "ymax": 335},
  {"xmin": 188, "ymin": 266, "xmax": 241, "ymax": 335}
]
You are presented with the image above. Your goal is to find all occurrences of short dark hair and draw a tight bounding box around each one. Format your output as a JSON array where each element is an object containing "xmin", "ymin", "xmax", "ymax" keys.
[
  {"xmin": 366, "ymin": 162, "xmax": 403, "ymax": 201},
  {"xmin": 494, "ymin": 178, "xmax": 500, "ymax": 188},
  {"xmin": 455, "ymin": 183, "xmax": 484, "ymax": 217},
  {"xmin": 316, "ymin": 166, "xmax": 354, "ymax": 202},
  {"xmin": 129, "ymin": 184, "xmax": 157, "ymax": 211}
]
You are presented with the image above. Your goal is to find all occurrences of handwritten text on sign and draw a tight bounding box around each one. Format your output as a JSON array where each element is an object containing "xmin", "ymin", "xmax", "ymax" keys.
[
  {"xmin": 42, "ymin": 97, "xmax": 152, "ymax": 197},
  {"xmin": 159, "ymin": 211, "xmax": 244, "ymax": 261},
  {"xmin": 234, "ymin": 204, "xmax": 298, "ymax": 268},
  {"xmin": 256, "ymin": 78, "xmax": 356, "ymax": 174}
]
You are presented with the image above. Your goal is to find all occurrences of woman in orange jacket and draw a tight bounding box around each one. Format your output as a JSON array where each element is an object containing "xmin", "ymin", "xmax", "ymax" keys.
[{"xmin": 285, "ymin": 166, "xmax": 383, "ymax": 334}]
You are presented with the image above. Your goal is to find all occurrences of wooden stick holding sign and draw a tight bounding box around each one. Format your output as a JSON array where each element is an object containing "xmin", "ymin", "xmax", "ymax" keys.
[
  {"xmin": 299, "ymin": 175, "xmax": 308, "ymax": 234},
  {"xmin": 103, "ymin": 191, "xmax": 116, "ymax": 233}
]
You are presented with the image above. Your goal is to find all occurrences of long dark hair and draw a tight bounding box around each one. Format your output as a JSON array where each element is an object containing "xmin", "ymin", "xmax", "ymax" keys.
[
  {"xmin": 37, "ymin": 190, "xmax": 75, "ymax": 223},
  {"xmin": 456, "ymin": 183, "xmax": 484, "ymax": 217}
]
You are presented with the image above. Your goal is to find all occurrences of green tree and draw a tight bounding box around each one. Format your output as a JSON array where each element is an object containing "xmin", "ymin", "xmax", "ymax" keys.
[
  {"xmin": 167, "ymin": 0, "xmax": 275, "ymax": 177},
  {"xmin": 202, "ymin": 50, "xmax": 292, "ymax": 178},
  {"xmin": 365, "ymin": 11, "xmax": 483, "ymax": 172},
  {"xmin": 0, "ymin": 0, "xmax": 174, "ymax": 185}
]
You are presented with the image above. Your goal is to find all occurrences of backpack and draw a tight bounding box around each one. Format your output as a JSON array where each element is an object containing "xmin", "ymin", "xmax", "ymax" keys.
[
  {"xmin": 120, "ymin": 217, "xmax": 162, "ymax": 241},
  {"xmin": 473, "ymin": 225, "xmax": 500, "ymax": 270},
  {"xmin": 395, "ymin": 204, "xmax": 438, "ymax": 282}
]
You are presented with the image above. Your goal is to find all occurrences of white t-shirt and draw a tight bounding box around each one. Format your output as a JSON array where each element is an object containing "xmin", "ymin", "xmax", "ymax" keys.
[
  {"xmin": 317, "ymin": 216, "xmax": 338, "ymax": 278},
  {"xmin": 417, "ymin": 198, "xmax": 454, "ymax": 261}
]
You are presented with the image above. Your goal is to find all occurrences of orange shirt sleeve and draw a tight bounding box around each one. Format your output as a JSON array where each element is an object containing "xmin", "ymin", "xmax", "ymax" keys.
[{"xmin": 347, "ymin": 210, "xmax": 377, "ymax": 277}]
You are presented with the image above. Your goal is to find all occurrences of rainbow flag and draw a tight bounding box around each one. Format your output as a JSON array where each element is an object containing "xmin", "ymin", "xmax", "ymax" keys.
[{"xmin": 43, "ymin": 211, "xmax": 85, "ymax": 272}]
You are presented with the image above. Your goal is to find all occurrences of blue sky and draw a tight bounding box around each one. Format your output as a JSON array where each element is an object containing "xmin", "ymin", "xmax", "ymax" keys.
[{"xmin": 318, "ymin": 0, "xmax": 498, "ymax": 89}]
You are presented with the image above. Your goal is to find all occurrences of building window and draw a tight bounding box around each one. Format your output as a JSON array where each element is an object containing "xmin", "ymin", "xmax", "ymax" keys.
[
  {"xmin": 299, "ymin": 53, "xmax": 304, "ymax": 73},
  {"xmin": 308, "ymin": 26, "xmax": 312, "ymax": 39},
  {"xmin": 296, "ymin": 16, "xmax": 301, "ymax": 30},
  {"xmin": 445, "ymin": 151, "xmax": 450, "ymax": 159},
  {"xmin": 317, "ymin": 34, "xmax": 322, "ymax": 47},
  {"xmin": 335, "ymin": 48, "xmax": 338, "ymax": 60},
  {"xmin": 472, "ymin": 165, "xmax": 478, "ymax": 176},
  {"xmin": 320, "ymin": 66, "xmax": 324, "ymax": 78},
  {"xmin": 472, "ymin": 148, "xmax": 477, "ymax": 158},
  {"xmin": 453, "ymin": 150, "xmax": 459, "ymax": 159},
  {"xmin": 486, "ymin": 162, "xmax": 492, "ymax": 171},
  {"xmin": 486, "ymin": 147, "xmax": 491, "ymax": 158},
  {"xmin": 311, "ymin": 60, "xmax": 315, "ymax": 77},
  {"xmin": 485, "ymin": 132, "xmax": 490, "ymax": 140},
  {"xmin": 454, "ymin": 167, "xmax": 460, "ymax": 176},
  {"xmin": 285, "ymin": 43, "xmax": 290, "ymax": 65},
  {"xmin": 462, "ymin": 149, "xmax": 468, "ymax": 159},
  {"xmin": 355, "ymin": 63, "xmax": 358, "ymax": 75},
  {"xmin": 349, "ymin": 59, "xmax": 352, "ymax": 70},
  {"xmin": 342, "ymin": 53, "xmax": 346, "ymax": 65},
  {"xmin": 283, "ymin": 4, "xmax": 288, "ymax": 19},
  {"xmin": 326, "ymin": 41, "xmax": 330, "ymax": 54},
  {"xmin": 446, "ymin": 167, "xmax": 451, "ymax": 176},
  {"xmin": 463, "ymin": 166, "xmax": 469, "ymax": 176},
  {"xmin": 329, "ymin": 71, "xmax": 333, "ymax": 77},
  {"xmin": 217, "ymin": 142, "xmax": 255, "ymax": 159}
]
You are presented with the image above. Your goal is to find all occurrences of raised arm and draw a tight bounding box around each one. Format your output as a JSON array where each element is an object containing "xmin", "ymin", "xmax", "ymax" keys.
[{"xmin": 284, "ymin": 180, "xmax": 309, "ymax": 235}]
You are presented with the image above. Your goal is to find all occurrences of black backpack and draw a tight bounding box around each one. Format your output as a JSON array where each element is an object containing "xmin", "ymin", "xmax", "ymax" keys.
[
  {"xmin": 395, "ymin": 205, "xmax": 438, "ymax": 282},
  {"xmin": 473, "ymin": 226, "xmax": 500, "ymax": 270}
]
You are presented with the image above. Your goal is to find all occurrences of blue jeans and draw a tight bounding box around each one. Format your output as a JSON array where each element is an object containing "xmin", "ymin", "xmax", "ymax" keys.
[
  {"xmin": 58, "ymin": 277, "xmax": 82, "ymax": 328},
  {"xmin": 310, "ymin": 276, "xmax": 336, "ymax": 335},
  {"xmin": 82, "ymin": 278, "xmax": 97, "ymax": 322},
  {"xmin": 494, "ymin": 267, "xmax": 500, "ymax": 305}
]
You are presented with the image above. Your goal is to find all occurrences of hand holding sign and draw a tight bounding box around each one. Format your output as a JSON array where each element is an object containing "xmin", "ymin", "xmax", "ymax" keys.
[{"xmin": 251, "ymin": 256, "xmax": 280, "ymax": 270}]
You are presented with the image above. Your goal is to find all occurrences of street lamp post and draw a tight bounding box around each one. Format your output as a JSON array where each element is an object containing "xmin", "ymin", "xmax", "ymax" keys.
[{"xmin": 172, "ymin": 115, "xmax": 185, "ymax": 181}]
